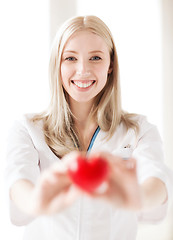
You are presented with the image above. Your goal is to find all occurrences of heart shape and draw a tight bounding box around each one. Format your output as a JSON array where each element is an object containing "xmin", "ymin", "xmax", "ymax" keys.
[{"xmin": 68, "ymin": 155, "xmax": 109, "ymax": 192}]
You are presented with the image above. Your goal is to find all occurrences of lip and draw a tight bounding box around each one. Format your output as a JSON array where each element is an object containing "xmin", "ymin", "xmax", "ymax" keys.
[{"xmin": 71, "ymin": 80, "xmax": 96, "ymax": 90}]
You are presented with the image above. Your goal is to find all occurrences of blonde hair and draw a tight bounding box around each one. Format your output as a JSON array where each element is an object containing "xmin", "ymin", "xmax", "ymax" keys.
[{"xmin": 32, "ymin": 15, "xmax": 138, "ymax": 158}]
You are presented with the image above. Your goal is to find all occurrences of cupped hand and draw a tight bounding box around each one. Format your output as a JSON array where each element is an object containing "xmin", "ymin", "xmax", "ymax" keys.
[
  {"xmin": 88, "ymin": 152, "xmax": 142, "ymax": 210},
  {"xmin": 30, "ymin": 151, "xmax": 82, "ymax": 216}
]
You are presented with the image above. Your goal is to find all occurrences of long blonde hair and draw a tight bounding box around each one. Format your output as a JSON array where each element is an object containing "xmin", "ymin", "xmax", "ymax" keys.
[{"xmin": 32, "ymin": 15, "xmax": 138, "ymax": 158}]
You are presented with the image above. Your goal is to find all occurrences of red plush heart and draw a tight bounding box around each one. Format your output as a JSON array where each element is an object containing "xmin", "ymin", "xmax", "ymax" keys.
[{"xmin": 68, "ymin": 155, "xmax": 109, "ymax": 192}]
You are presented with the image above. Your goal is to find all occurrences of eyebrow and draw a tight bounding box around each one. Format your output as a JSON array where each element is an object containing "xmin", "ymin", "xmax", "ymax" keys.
[
  {"xmin": 63, "ymin": 50, "xmax": 104, "ymax": 54},
  {"xmin": 63, "ymin": 50, "xmax": 78, "ymax": 54},
  {"xmin": 89, "ymin": 50, "xmax": 104, "ymax": 54}
]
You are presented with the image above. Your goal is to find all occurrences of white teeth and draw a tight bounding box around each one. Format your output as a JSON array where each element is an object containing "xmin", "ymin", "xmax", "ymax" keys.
[{"xmin": 72, "ymin": 81, "xmax": 94, "ymax": 88}]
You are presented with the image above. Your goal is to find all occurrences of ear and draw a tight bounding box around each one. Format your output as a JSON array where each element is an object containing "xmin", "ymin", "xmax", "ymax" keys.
[
  {"xmin": 108, "ymin": 61, "xmax": 113, "ymax": 74},
  {"xmin": 108, "ymin": 67, "xmax": 113, "ymax": 74}
]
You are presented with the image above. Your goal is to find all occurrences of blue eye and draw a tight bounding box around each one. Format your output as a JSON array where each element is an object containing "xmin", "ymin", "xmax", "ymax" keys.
[
  {"xmin": 65, "ymin": 57, "xmax": 77, "ymax": 61},
  {"xmin": 90, "ymin": 56, "xmax": 102, "ymax": 61}
]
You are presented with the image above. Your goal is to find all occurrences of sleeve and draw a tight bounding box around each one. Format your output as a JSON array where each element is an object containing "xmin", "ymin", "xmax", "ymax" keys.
[
  {"xmin": 4, "ymin": 119, "xmax": 40, "ymax": 226},
  {"xmin": 133, "ymin": 118, "xmax": 173, "ymax": 224}
]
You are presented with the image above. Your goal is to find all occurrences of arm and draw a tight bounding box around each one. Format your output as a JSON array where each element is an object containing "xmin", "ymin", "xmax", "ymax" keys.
[
  {"xmin": 10, "ymin": 179, "xmax": 35, "ymax": 216},
  {"xmin": 88, "ymin": 152, "xmax": 168, "ymax": 211},
  {"xmin": 140, "ymin": 177, "xmax": 167, "ymax": 210},
  {"xmin": 10, "ymin": 152, "xmax": 82, "ymax": 217},
  {"xmin": 5, "ymin": 118, "xmax": 81, "ymax": 220}
]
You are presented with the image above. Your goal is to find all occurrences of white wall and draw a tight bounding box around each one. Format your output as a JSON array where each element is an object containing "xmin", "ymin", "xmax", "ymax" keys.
[
  {"xmin": 162, "ymin": 0, "xmax": 173, "ymax": 238},
  {"xmin": 162, "ymin": 0, "xmax": 173, "ymax": 170},
  {"xmin": 49, "ymin": 0, "xmax": 77, "ymax": 44}
]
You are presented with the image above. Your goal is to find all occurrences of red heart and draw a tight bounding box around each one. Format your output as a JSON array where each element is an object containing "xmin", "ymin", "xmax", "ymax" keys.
[{"xmin": 68, "ymin": 155, "xmax": 109, "ymax": 192}]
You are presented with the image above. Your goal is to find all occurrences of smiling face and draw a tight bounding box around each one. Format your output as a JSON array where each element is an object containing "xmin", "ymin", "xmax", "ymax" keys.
[{"xmin": 60, "ymin": 30, "xmax": 112, "ymax": 105}]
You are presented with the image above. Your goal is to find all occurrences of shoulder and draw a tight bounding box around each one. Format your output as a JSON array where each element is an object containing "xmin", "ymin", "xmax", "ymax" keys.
[
  {"xmin": 127, "ymin": 114, "xmax": 156, "ymax": 131},
  {"xmin": 14, "ymin": 113, "xmax": 42, "ymax": 126},
  {"xmin": 134, "ymin": 114, "xmax": 159, "ymax": 136},
  {"xmin": 125, "ymin": 113, "xmax": 147, "ymax": 124},
  {"xmin": 9, "ymin": 113, "xmax": 43, "ymax": 137},
  {"xmin": 120, "ymin": 113, "xmax": 161, "ymax": 143},
  {"xmin": 7, "ymin": 113, "xmax": 48, "ymax": 156},
  {"xmin": 127, "ymin": 114, "xmax": 162, "ymax": 148}
]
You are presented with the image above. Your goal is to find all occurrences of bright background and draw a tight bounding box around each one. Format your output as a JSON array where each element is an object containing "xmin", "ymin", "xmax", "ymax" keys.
[{"xmin": 0, "ymin": 0, "xmax": 172, "ymax": 239}]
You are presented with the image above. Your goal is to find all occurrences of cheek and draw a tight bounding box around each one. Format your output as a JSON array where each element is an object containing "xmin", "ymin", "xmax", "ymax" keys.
[
  {"xmin": 60, "ymin": 64, "xmax": 67, "ymax": 79},
  {"xmin": 96, "ymin": 65, "xmax": 109, "ymax": 82},
  {"xmin": 60, "ymin": 64, "xmax": 71, "ymax": 86}
]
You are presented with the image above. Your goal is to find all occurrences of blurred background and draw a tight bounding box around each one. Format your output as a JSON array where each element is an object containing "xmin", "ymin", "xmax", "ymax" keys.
[{"xmin": 0, "ymin": 0, "xmax": 172, "ymax": 239}]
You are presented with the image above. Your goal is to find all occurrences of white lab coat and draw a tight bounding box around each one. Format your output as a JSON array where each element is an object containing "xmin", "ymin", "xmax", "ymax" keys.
[{"xmin": 5, "ymin": 114, "xmax": 173, "ymax": 240}]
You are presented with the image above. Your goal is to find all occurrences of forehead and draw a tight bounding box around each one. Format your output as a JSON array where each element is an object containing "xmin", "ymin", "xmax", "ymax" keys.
[{"xmin": 63, "ymin": 30, "xmax": 110, "ymax": 53}]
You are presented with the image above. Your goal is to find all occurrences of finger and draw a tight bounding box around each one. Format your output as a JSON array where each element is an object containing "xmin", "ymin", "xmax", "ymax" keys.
[
  {"xmin": 64, "ymin": 185, "xmax": 83, "ymax": 204},
  {"xmin": 82, "ymin": 181, "xmax": 110, "ymax": 200},
  {"xmin": 88, "ymin": 151, "xmax": 115, "ymax": 161},
  {"xmin": 111, "ymin": 157, "xmax": 136, "ymax": 171},
  {"xmin": 88, "ymin": 152, "xmax": 123, "ymax": 169},
  {"xmin": 62, "ymin": 151, "xmax": 83, "ymax": 165},
  {"xmin": 47, "ymin": 185, "xmax": 83, "ymax": 214},
  {"xmin": 39, "ymin": 167, "xmax": 71, "ymax": 189},
  {"xmin": 124, "ymin": 158, "xmax": 136, "ymax": 170},
  {"xmin": 48, "ymin": 162, "xmax": 68, "ymax": 175}
]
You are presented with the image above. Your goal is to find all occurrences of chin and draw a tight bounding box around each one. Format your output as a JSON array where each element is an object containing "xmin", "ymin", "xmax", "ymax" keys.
[
  {"xmin": 75, "ymin": 99, "xmax": 92, "ymax": 103},
  {"xmin": 71, "ymin": 96, "xmax": 94, "ymax": 104}
]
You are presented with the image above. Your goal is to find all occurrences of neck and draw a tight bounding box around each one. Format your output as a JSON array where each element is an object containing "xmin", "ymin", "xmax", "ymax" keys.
[
  {"xmin": 69, "ymin": 98, "xmax": 98, "ymax": 151},
  {"xmin": 70, "ymin": 99, "xmax": 95, "ymax": 127}
]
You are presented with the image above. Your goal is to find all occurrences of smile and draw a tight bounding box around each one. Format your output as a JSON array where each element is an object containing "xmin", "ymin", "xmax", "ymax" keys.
[{"xmin": 71, "ymin": 80, "xmax": 95, "ymax": 89}]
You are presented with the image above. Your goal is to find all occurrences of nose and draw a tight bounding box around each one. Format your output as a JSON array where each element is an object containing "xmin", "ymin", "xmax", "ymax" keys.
[{"xmin": 76, "ymin": 60, "xmax": 91, "ymax": 77}]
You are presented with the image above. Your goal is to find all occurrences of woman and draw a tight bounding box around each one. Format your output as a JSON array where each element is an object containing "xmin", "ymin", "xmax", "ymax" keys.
[{"xmin": 5, "ymin": 15, "xmax": 172, "ymax": 240}]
